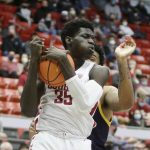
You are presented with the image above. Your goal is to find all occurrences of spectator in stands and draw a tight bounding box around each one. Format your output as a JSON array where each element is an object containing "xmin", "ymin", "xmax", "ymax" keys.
[
  {"xmin": 1, "ymin": 23, "xmax": 24, "ymax": 55},
  {"xmin": 119, "ymin": 19, "xmax": 134, "ymax": 36},
  {"xmin": 0, "ymin": 51, "xmax": 19, "ymax": 78},
  {"xmin": 136, "ymin": 0, "xmax": 150, "ymax": 24},
  {"xmin": 57, "ymin": 0, "xmax": 73, "ymax": 12},
  {"xmin": 16, "ymin": 3, "xmax": 32, "ymax": 25},
  {"xmin": 18, "ymin": 143, "xmax": 28, "ymax": 150},
  {"xmin": 18, "ymin": 62, "xmax": 28, "ymax": 94},
  {"xmin": 103, "ymin": 35, "xmax": 118, "ymax": 66},
  {"xmin": 0, "ymin": 142, "xmax": 13, "ymax": 150},
  {"xmin": 34, "ymin": 0, "xmax": 51, "ymax": 23},
  {"xmin": 69, "ymin": 8, "xmax": 78, "ymax": 20},
  {"xmin": 103, "ymin": 13, "xmax": 119, "ymax": 35},
  {"xmin": 93, "ymin": 15, "xmax": 106, "ymax": 41},
  {"xmin": 38, "ymin": 13, "xmax": 57, "ymax": 35},
  {"xmin": 129, "ymin": 109, "xmax": 143, "ymax": 126},
  {"xmin": 104, "ymin": 0, "xmax": 122, "ymax": 21}
]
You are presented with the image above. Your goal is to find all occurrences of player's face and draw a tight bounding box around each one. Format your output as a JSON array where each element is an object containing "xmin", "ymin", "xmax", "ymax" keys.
[{"xmin": 70, "ymin": 27, "xmax": 95, "ymax": 60}]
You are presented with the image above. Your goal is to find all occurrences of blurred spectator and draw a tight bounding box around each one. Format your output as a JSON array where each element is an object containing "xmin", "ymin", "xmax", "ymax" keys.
[
  {"xmin": 2, "ymin": 23, "xmax": 24, "ymax": 55},
  {"xmin": 103, "ymin": 35, "xmax": 118, "ymax": 64},
  {"xmin": 93, "ymin": 15, "xmax": 106, "ymax": 41},
  {"xmin": 69, "ymin": 8, "xmax": 78, "ymax": 20},
  {"xmin": 0, "ymin": 51, "xmax": 19, "ymax": 78},
  {"xmin": 74, "ymin": 0, "xmax": 90, "ymax": 12},
  {"xmin": 129, "ymin": 109, "xmax": 143, "ymax": 126},
  {"xmin": 18, "ymin": 143, "xmax": 28, "ymax": 150},
  {"xmin": 119, "ymin": 19, "xmax": 134, "ymax": 36},
  {"xmin": 34, "ymin": 0, "xmax": 51, "ymax": 23},
  {"xmin": 92, "ymin": 0, "xmax": 109, "ymax": 11},
  {"xmin": 103, "ymin": 13, "xmax": 119, "ymax": 35},
  {"xmin": 38, "ymin": 13, "xmax": 57, "ymax": 35},
  {"xmin": 104, "ymin": 0, "xmax": 122, "ymax": 21},
  {"xmin": 18, "ymin": 62, "xmax": 29, "ymax": 94},
  {"xmin": 16, "ymin": 3, "xmax": 32, "ymax": 25},
  {"xmin": 0, "ymin": 142, "xmax": 13, "ymax": 150},
  {"xmin": 57, "ymin": 0, "xmax": 73, "ymax": 12},
  {"xmin": 136, "ymin": 0, "xmax": 150, "ymax": 24}
]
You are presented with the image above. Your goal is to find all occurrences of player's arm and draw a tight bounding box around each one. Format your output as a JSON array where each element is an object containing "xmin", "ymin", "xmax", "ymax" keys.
[
  {"xmin": 41, "ymin": 47, "xmax": 107, "ymax": 111},
  {"xmin": 20, "ymin": 37, "xmax": 45, "ymax": 117},
  {"xmin": 104, "ymin": 36, "xmax": 135, "ymax": 112}
]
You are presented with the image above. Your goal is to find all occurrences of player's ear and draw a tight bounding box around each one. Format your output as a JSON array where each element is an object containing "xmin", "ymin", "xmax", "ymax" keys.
[{"xmin": 65, "ymin": 36, "xmax": 72, "ymax": 46}]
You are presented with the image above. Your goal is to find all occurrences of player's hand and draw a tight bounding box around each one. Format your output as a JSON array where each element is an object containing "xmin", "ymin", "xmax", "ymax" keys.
[
  {"xmin": 41, "ymin": 46, "xmax": 69, "ymax": 62},
  {"xmin": 29, "ymin": 36, "xmax": 44, "ymax": 59},
  {"xmin": 115, "ymin": 36, "xmax": 136, "ymax": 60}
]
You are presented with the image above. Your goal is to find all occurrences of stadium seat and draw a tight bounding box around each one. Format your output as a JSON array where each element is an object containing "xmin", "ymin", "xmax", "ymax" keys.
[
  {"xmin": 130, "ymin": 55, "xmax": 148, "ymax": 65},
  {"xmin": 0, "ymin": 101, "xmax": 9, "ymax": 114},
  {"xmin": 0, "ymin": 77, "xmax": 19, "ymax": 89},
  {"xmin": 0, "ymin": 12, "xmax": 14, "ymax": 28},
  {"xmin": 51, "ymin": 12, "xmax": 61, "ymax": 21},
  {"xmin": 136, "ymin": 39, "xmax": 150, "ymax": 48},
  {"xmin": 6, "ymin": 102, "xmax": 21, "ymax": 115},
  {"xmin": 137, "ymin": 64, "xmax": 150, "ymax": 75}
]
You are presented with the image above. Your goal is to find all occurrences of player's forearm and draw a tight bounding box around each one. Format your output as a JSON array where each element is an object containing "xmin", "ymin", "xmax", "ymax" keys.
[
  {"xmin": 21, "ymin": 58, "xmax": 39, "ymax": 117},
  {"xmin": 66, "ymin": 75, "xmax": 103, "ymax": 111},
  {"xmin": 58, "ymin": 55, "xmax": 76, "ymax": 80},
  {"xmin": 117, "ymin": 58, "xmax": 134, "ymax": 110}
]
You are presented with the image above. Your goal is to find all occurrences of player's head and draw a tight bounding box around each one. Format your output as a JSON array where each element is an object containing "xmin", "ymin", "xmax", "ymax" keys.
[
  {"xmin": 90, "ymin": 45, "xmax": 105, "ymax": 65},
  {"xmin": 61, "ymin": 19, "xmax": 95, "ymax": 60}
]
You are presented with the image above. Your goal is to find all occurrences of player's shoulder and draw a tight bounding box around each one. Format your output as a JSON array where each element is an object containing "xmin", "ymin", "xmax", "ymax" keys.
[
  {"xmin": 91, "ymin": 64, "xmax": 110, "ymax": 76},
  {"xmin": 90, "ymin": 64, "xmax": 110, "ymax": 87}
]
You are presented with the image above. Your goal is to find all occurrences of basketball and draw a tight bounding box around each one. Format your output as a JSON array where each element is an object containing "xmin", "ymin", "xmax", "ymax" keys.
[{"xmin": 39, "ymin": 54, "xmax": 75, "ymax": 87}]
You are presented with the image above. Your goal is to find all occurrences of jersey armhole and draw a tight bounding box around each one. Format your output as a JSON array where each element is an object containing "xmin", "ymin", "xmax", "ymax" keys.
[{"xmin": 98, "ymin": 103, "xmax": 112, "ymax": 127}]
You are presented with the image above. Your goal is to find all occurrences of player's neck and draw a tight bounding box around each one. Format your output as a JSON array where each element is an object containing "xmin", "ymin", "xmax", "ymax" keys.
[{"xmin": 74, "ymin": 58, "xmax": 85, "ymax": 70}]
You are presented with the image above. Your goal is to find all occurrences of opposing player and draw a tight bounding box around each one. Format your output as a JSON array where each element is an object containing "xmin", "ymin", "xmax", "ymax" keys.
[
  {"xmin": 20, "ymin": 19, "xmax": 109, "ymax": 150},
  {"xmin": 89, "ymin": 37, "xmax": 136, "ymax": 150}
]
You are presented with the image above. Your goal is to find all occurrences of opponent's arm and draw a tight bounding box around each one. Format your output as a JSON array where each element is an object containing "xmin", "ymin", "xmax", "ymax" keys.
[
  {"xmin": 21, "ymin": 37, "xmax": 45, "ymax": 117},
  {"xmin": 104, "ymin": 36, "xmax": 135, "ymax": 112}
]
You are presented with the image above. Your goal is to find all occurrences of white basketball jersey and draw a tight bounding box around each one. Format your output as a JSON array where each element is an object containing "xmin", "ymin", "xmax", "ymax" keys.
[{"xmin": 36, "ymin": 60, "xmax": 99, "ymax": 138}]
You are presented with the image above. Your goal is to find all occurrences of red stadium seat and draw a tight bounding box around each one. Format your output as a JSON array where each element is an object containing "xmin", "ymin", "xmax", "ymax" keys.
[
  {"xmin": 6, "ymin": 102, "xmax": 21, "ymax": 115},
  {"xmin": 51, "ymin": 12, "xmax": 61, "ymax": 21},
  {"xmin": 0, "ymin": 12, "xmax": 14, "ymax": 28},
  {"xmin": 130, "ymin": 55, "xmax": 148, "ymax": 64},
  {"xmin": 137, "ymin": 64, "xmax": 150, "ymax": 75},
  {"xmin": 0, "ymin": 101, "xmax": 9, "ymax": 114},
  {"xmin": 0, "ymin": 77, "xmax": 19, "ymax": 89},
  {"xmin": 136, "ymin": 39, "xmax": 150, "ymax": 48}
]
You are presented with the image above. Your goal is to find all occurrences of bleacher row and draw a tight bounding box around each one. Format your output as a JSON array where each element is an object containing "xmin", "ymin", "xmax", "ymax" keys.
[{"xmin": 0, "ymin": 77, "xmax": 21, "ymax": 115}]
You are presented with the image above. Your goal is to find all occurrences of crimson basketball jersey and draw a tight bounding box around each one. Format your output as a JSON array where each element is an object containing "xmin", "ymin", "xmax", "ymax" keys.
[{"xmin": 36, "ymin": 60, "xmax": 102, "ymax": 138}]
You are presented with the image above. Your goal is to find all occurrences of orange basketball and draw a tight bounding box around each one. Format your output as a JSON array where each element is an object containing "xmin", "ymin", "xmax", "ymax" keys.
[{"xmin": 39, "ymin": 54, "xmax": 75, "ymax": 87}]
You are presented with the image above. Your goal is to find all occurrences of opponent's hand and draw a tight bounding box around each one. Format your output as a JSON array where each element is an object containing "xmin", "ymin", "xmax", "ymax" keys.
[
  {"xmin": 41, "ymin": 46, "xmax": 69, "ymax": 62},
  {"xmin": 115, "ymin": 36, "xmax": 136, "ymax": 59},
  {"xmin": 29, "ymin": 36, "xmax": 44, "ymax": 59}
]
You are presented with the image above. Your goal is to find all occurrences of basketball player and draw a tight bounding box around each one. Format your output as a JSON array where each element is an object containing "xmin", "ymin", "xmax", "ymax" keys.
[
  {"xmin": 21, "ymin": 19, "xmax": 109, "ymax": 150},
  {"xmin": 89, "ymin": 37, "xmax": 136, "ymax": 150},
  {"xmin": 28, "ymin": 37, "xmax": 136, "ymax": 150}
]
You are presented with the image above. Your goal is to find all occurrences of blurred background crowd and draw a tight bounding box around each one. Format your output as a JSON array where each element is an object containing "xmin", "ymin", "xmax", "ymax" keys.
[{"xmin": 0, "ymin": 0, "xmax": 150, "ymax": 149}]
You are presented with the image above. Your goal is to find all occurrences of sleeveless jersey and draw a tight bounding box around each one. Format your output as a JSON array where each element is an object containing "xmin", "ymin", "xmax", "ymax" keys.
[
  {"xmin": 89, "ymin": 103, "xmax": 112, "ymax": 150},
  {"xmin": 36, "ymin": 60, "xmax": 100, "ymax": 138}
]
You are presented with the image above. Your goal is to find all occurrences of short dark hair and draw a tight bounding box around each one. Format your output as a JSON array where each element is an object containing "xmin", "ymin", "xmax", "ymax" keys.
[
  {"xmin": 61, "ymin": 19, "xmax": 94, "ymax": 49},
  {"xmin": 94, "ymin": 45, "xmax": 105, "ymax": 65}
]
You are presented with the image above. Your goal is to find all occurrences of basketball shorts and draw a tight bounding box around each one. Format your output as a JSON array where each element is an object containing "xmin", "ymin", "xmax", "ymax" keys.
[{"xmin": 29, "ymin": 131, "xmax": 91, "ymax": 150}]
